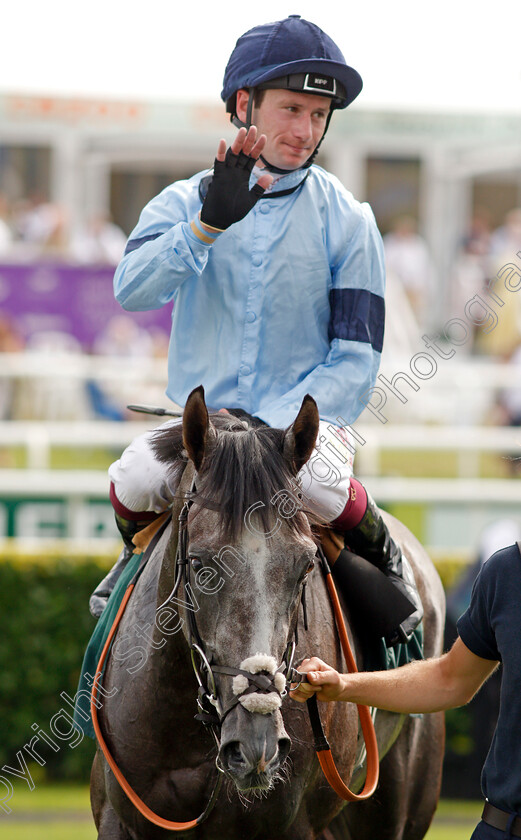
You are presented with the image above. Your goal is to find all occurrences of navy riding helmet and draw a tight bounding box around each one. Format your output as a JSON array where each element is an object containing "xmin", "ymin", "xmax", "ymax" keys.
[{"xmin": 221, "ymin": 15, "xmax": 363, "ymax": 169}]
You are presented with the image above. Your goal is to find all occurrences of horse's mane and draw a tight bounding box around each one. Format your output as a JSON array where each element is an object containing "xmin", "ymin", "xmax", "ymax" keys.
[{"xmin": 152, "ymin": 413, "xmax": 307, "ymax": 541}]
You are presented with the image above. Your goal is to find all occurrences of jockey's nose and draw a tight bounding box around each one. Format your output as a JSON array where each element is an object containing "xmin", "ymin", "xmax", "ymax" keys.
[{"xmin": 293, "ymin": 112, "xmax": 313, "ymax": 143}]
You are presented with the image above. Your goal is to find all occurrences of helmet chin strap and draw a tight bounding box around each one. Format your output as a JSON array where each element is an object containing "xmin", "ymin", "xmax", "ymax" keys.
[
  {"xmin": 233, "ymin": 89, "xmax": 334, "ymax": 174},
  {"xmin": 258, "ymin": 154, "xmax": 304, "ymax": 175}
]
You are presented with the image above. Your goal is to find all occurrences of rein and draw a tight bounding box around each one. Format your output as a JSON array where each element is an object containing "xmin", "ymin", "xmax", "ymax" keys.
[
  {"xmin": 302, "ymin": 548, "xmax": 380, "ymax": 801},
  {"xmin": 90, "ymin": 514, "xmax": 223, "ymax": 832}
]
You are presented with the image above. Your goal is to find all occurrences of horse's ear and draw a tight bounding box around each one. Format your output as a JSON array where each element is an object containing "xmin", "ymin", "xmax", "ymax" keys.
[
  {"xmin": 182, "ymin": 386, "xmax": 216, "ymax": 471},
  {"xmin": 283, "ymin": 394, "xmax": 319, "ymax": 473}
]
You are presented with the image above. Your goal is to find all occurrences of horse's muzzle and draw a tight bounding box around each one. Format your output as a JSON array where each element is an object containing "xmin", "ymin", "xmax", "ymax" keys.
[{"xmin": 218, "ymin": 705, "xmax": 291, "ymax": 791}]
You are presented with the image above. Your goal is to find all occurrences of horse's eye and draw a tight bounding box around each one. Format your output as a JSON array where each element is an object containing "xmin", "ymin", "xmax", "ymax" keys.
[
  {"xmin": 305, "ymin": 558, "xmax": 315, "ymax": 576},
  {"xmin": 190, "ymin": 557, "xmax": 204, "ymax": 572}
]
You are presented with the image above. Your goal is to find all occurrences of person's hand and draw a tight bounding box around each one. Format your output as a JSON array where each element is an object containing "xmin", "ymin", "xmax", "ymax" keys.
[
  {"xmin": 290, "ymin": 656, "xmax": 346, "ymax": 703},
  {"xmin": 219, "ymin": 127, "xmax": 273, "ymax": 189},
  {"xmin": 200, "ymin": 127, "xmax": 273, "ymax": 231}
]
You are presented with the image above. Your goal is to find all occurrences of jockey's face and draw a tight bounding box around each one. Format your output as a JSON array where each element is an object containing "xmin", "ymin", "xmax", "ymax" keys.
[{"xmin": 236, "ymin": 88, "xmax": 331, "ymax": 170}]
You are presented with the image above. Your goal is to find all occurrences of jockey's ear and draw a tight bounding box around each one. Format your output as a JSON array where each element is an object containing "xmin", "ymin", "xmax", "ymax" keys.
[
  {"xmin": 283, "ymin": 394, "xmax": 319, "ymax": 473},
  {"xmin": 183, "ymin": 385, "xmax": 216, "ymax": 471}
]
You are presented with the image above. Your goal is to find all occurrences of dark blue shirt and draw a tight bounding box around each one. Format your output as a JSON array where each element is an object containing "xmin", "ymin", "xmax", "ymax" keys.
[{"xmin": 457, "ymin": 543, "xmax": 521, "ymax": 812}]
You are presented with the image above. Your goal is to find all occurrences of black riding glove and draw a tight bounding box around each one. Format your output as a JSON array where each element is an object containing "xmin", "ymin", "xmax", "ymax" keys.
[{"xmin": 200, "ymin": 147, "xmax": 267, "ymax": 230}]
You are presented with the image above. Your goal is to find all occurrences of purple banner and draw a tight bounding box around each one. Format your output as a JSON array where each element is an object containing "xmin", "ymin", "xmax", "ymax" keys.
[{"xmin": 0, "ymin": 261, "xmax": 173, "ymax": 351}]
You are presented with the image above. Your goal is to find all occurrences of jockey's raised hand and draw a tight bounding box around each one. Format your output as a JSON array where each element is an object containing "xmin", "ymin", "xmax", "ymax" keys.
[{"xmin": 200, "ymin": 126, "xmax": 274, "ymax": 231}]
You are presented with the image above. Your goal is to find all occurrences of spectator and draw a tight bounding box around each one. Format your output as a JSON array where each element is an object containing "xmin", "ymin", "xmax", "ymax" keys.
[
  {"xmin": 493, "ymin": 344, "xmax": 521, "ymax": 427},
  {"xmin": 476, "ymin": 211, "xmax": 521, "ymax": 357},
  {"xmin": 0, "ymin": 314, "xmax": 25, "ymax": 420},
  {"xmin": 489, "ymin": 208, "xmax": 521, "ymax": 261},
  {"xmin": 92, "ymin": 315, "xmax": 153, "ymax": 359},
  {"xmin": 383, "ymin": 215, "xmax": 436, "ymax": 327},
  {"xmin": 0, "ymin": 193, "xmax": 14, "ymax": 254},
  {"xmin": 89, "ymin": 315, "xmax": 160, "ymax": 419},
  {"xmin": 14, "ymin": 194, "xmax": 69, "ymax": 255},
  {"xmin": 70, "ymin": 214, "xmax": 127, "ymax": 265},
  {"xmin": 450, "ymin": 212, "xmax": 492, "ymax": 352}
]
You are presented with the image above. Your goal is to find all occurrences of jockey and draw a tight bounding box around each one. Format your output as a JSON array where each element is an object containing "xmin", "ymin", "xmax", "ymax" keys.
[{"xmin": 91, "ymin": 15, "xmax": 423, "ymax": 646}]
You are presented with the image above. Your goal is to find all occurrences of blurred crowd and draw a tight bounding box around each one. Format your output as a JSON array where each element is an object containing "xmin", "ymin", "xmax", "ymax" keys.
[
  {"xmin": 0, "ymin": 186, "xmax": 521, "ymax": 426},
  {"xmin": 383, "ymin": 208, "xmax": 521, "ymax": 348},
  {"xmin": 0, "ymin": 190, "xmax": 127, "ymax": 264},
  {"xmin": 382, "ymin": 207, "xmax": 521, "ymax": 432},
  {"xmin": 0, "ymin": 190, "xmax": 172, "ymax": 424},
  {"xmin": 0, "ymin": 312, "xmax": 169, "ymax": 425}
]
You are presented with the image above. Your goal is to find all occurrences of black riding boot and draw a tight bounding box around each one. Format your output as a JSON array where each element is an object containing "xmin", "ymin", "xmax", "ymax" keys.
[
  {"xmin": 334, "ymin": 493, "xmax": 423, "ymax": 647},
  {"xmin": 89, "ymin": 514, "xmax": 148, "ymax": 619}
]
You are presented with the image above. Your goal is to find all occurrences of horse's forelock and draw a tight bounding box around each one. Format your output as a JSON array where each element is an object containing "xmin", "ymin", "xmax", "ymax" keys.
[
  {"xmin": 198, "ymin": 425, "xmax": 305, "ymax": 542},
  {"xmin": 151, "ymin": 413, "xmax": 247, "ymax": 465},
  {"xmin": 152, "ymin": 416, "xmax": 306, "ymax": 541}
]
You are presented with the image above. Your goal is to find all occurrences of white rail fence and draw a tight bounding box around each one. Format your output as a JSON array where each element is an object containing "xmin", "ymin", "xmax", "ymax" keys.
[
  {"xmin": 0, "ymin": 352, "xmax": 519, "ymax": 425},
  {"xmin": 0, "ymin": 423, "xmax": 519, "ymax": 554},
  {"xmin": 0, "ymin": 420, "xmax": 518, "ymax": 475},
  {"xmin": 0, "ymin": 353, "xmax": 520, "ymax": 554},
  {"xmin": 1, "ymin": 468, "xmax": 520, "ymax": 505},
  {"xmin": 355, "ymin": 424, "xmax": 521, "ymax": 477}
]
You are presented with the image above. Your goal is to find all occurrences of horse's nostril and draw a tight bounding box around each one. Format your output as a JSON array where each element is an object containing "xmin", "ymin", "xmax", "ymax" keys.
[
  {"xmin": 278, "ymin": 737, "xmax": 291, "ymax": 765},
  {"xmin": 221, "ymin": 736, "xmax": 291, "ymax": 777},
  {"xmin": 222, "ymin": 741, "xmax": 247, "ymax": 771}
]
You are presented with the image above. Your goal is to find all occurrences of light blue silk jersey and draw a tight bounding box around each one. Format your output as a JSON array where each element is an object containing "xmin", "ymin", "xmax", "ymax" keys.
[{"xmin": 113, "ymin": 165, "xmax": 386, "ymax": 429}]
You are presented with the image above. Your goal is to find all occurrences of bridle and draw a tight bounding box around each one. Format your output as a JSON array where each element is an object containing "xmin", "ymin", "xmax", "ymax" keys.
[{"xmin": 90, "ymin": 476, "xmax": 379, "ymax": 832}]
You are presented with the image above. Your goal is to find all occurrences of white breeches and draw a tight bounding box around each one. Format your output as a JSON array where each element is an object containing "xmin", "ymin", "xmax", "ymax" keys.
[{"xmin": 108, "ymin": 420, "xmax": 356, "ymax": 524}]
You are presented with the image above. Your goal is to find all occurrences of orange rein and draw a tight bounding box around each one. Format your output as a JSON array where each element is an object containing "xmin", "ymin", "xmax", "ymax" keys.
[
  {"xmin": 309, "ymin": 568, "xmax": 380, "ymax": 802},
  {"xmin": 90, "ymin": 583, "xmax": 203, "ymax": 831}
]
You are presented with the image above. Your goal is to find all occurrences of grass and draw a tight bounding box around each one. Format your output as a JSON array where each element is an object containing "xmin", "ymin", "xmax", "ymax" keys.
[
  {"xmin": 0, "ymin": 446, "xmax": 117, "ymax": 471},
  {"xmin": 426, "ymin": 799, "xmax": 483, "ymax": 839},
  {"xmin": 427, "ymin": 827, "xmax": 472, "ymax": 840},
  {"xmin": 0, "ymin": 784, "xmax": 96, "ymax": 840},
  {"xmin": 4, "ymin": 783, "xmax": 91, "ymax": 811},
  {"xmin": 0, "ymin": 785, "xmax": 483, "ymax": 839},
  {"xmin": 0, "ymin": 824, "xmax": 96, "ymax": 840},
  {"xmin": 379, "ymin": 448, "xmax": 515, "ymax": 479}
]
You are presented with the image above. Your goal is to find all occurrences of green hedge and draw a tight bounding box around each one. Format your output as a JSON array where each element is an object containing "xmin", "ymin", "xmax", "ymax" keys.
[
  {"xmin": 0, "ymin": 552, "xmax": 470, "ymax": 784},
  {"xmin": 0, "ymin": 559, "xmax": 106, "ymax": 782}
]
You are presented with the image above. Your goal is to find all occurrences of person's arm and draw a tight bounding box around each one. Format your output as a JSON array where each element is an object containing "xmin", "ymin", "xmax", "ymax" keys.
[
  {"xmin": 290, "ymin": 638, "xmax": 499, "ymax": 714},
  {"xmin": 114, "ymin": 128, "xmax": 272, "ymax": 311},
  {"xmin": 255, "ymin": 203, "xmax": 385, "ymax": 428}
]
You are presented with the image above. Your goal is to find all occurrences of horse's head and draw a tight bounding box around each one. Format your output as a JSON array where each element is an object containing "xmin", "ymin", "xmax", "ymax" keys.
[{"xmin": 154, "ymin": 386, "xmax": 319, "ymax": 793}]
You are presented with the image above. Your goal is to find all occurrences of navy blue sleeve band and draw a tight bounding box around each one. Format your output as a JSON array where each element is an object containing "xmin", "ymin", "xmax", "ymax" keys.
[
  {"xmin": 328, "ymin": 288, "xmax": 385, "ymax": 353},
  {"xmin": 124, "ymin": 232, "xmax": 163, "ymax": 255}
]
